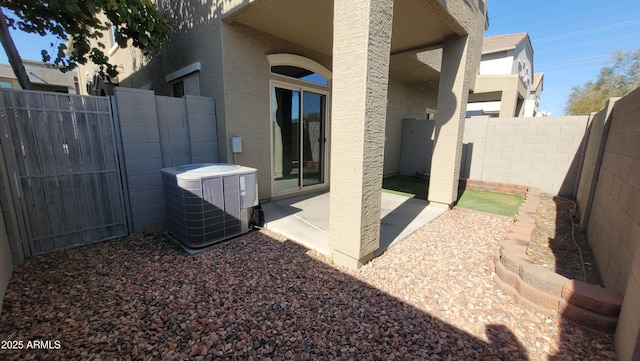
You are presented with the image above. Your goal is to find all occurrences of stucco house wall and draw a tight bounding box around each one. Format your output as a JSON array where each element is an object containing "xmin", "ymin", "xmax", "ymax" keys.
[
  {"xmin": 73, "ymin": 0, "xmax": 488, "ymax": 269},
  {"xmin": 78, "ymin": 1, "xmax": 449, "ymax": 200},
  {"xmin": 78, "ymin": 2, "xmax": 338, "ymax": 201},
  {"xmin": 383, "ymin": 77, "xmax": 437, "ymax": 176},
  {"xmin": 478, "ymin": 50, "xmax": 512, "ymax": 75},
  {"xmin": 471, "ymin": 75, "xmax": 527, "ymax": 117},
  {"xmin": 510, "ymin": 39, "xmax": 533, "ymax": 86},
  {"xmin": 1, "ymin": 60, "xmax": 78, "ymax": 93},
  {"xmin": 469, "ymin": 33, "xmax": 538, "ymax": 117},
  {"xmin": 477, "ymin": 34, "xmax": 533, "ymax": 81},
  {"xmin": 219, "ymin": 22, "xmax": 332, "ymax": 200}
]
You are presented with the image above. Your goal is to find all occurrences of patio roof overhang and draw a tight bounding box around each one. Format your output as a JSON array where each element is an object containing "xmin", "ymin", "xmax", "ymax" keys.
[
  {"xmin": 223, "ymin": 0, "xmax": 469, "ymax": 84},
  {"xmin": 469, "ymin": 74, "xmax": 528, "ymax": 102}
]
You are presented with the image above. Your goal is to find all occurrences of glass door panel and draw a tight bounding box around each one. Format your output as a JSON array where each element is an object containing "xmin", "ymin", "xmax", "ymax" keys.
[
  {"xmin": 302, "ymin": 92, "xmax": 325, "ymax": 186},
  {"xmin": 272, "ymin": 85, "xmax": 327, "ymax": 194},
  {"xmin": 272, "ymin": 87, "xmax": 300, "ymax": 192}
]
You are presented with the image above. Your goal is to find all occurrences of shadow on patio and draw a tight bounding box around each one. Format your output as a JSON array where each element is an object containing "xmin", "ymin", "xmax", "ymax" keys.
[{"xmin": 261, "ymin": 191, "xmax": 445, "ymax": 256}]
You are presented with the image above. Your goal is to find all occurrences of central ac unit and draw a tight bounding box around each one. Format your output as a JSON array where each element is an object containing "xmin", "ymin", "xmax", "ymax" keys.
[{"xmin": 161, "ymin": 163, "xmax": 258, "ymax": 250}]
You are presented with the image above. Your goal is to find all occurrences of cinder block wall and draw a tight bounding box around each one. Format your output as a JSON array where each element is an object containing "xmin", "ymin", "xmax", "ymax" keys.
[
  {"xmin": 184, "ymin": 96, "xmax": 218, "ymax": 164},
  {"xmin": 115, "ymin": 88, "xmax": 164, "ymax": 232},
  {"xmin": 578, "ymin": 87, "xmax": 640, "ymax": 361},
  {"xmin": 575, "ymin": 100, "xmax": 616, "ymax": 230},
  {"xmin": 462, "ymin": 116, "xmax": 589, "ymax": 195},
  {"xmin": 115, "ymin": 88, "xmax": 218, "ymax": 232},
  {"xmin": 156, "ymin": 95, "xmax": 218, "ymax": 167}
]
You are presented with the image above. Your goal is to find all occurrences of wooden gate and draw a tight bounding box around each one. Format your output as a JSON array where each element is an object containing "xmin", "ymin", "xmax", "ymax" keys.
[{"xmin": 0, "ymin": 89, "xmax": 128, "ymax": 257}]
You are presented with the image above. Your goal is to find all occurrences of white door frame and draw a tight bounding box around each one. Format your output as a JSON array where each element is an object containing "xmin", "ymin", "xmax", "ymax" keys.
[{"xmin": 270, "ymin": 76, "xmax": 331, "ymax": 198}]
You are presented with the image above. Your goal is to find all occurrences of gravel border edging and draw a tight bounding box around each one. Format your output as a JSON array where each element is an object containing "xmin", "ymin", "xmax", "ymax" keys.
[{"xmin": 493, "ymin": 187, "xmax": 623, "ymax": 334}]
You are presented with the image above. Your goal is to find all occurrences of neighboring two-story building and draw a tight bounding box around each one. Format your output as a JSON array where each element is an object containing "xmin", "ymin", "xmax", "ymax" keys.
[
  {"xmin": 78, "ymin": 0, "xmax": 488, "ymax": 268},
  {"xmin": 467, "ymin": 32, "xmax": 544, "ymax": 117},
  {"xmin": 0, "ymin": 60, "xmax": 78, "ymax": 94}
]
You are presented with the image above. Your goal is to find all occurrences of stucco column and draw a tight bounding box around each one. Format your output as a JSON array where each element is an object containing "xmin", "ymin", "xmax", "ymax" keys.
[
  {"xmin": 329, "ymin": 0, "xmax": 394, "ymax": 269},
  {"xmin": 500, "ymin": 88, "xmax": 519, "ymax": 117},
  {"xmin": 428, "ymin": 34, "xmax": 473, "ymax": 207}
]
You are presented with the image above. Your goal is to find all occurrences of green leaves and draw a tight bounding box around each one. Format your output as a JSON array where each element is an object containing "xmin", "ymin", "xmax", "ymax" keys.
[
  {"xmin": 65, "ymin": 2, "xmax": 81, "ymax": 14},
  {"xmin": 565, "ymin": 50, "xmax": 640, "ymax": 115},
  {"xmin": 1, "ymin": 0, "xmax": 172, "ymax": 81},
  {"xmin": 41, "ymin": 50, "xmax": 50, "ymax": 62}
]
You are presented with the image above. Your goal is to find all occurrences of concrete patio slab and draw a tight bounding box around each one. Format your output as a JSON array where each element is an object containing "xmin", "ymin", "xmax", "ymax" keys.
[{"xmin": 262, "ymin": 191, "xmax": 446, "ymax": 257}]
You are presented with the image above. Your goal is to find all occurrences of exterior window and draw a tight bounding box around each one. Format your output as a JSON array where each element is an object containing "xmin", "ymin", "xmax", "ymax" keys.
[
  {"xmin": 271, "ymin": 65, "xmax": 328, "ymax": 86},
  {"xmin": 171, "ymin": 73, "xmax": 200, "ymax": 97},
  {"xmin": 108, "ymin": 25, "xmax": 118, "ymax": 48},
  {"xmin": 0, "ymin": 81, "xmax": 12, "ymax": 88},
  {"xmin": 108, "ymin": 25, "xmax": 119, "ymax": 56}
]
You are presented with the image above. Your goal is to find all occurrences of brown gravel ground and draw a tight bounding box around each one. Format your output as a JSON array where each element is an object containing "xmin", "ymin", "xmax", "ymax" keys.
[
  {"xmin": 0, "ymin": 208, "xmax": 615, "ymax": 360},
  {"xmin": 526, "ymin": 195, "xmax": 601, "ymax": 285}
]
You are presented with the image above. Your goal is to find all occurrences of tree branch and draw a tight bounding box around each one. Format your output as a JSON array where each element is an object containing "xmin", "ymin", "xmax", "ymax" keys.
[{"xmin": 0, "ymin": 7, "xmax": 32, "ymax": 90}]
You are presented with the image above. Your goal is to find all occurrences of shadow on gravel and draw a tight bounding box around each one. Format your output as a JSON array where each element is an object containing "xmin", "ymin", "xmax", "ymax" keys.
[
  {"xmin": 1, "ymin": 231, "xmax": 530, "ymax": 360},
  {"xmin": 547, "ymin": 197, "xmax": 600, "ymax": 284},
  {"xmin": 547, "ymin": 196, "xmax": 616, "ymax": 360}
]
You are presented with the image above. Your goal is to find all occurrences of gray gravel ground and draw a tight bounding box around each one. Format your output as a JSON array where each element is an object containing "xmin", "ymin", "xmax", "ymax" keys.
[{"xmin": 0, "ymin": 208, "xmax": 615, "ymax": 360}]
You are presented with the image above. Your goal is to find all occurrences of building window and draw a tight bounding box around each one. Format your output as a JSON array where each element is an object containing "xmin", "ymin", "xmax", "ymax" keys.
[
  {"xmin": 109, "ymin": 25, "xmax": 117, "ymax": 46},
  {"xmin": 108, "ymin": 24, "xmax": 120, "ymax": 56},
  {"xmin": 0, "ymin": 81, "xmax": 12, "ymax": 88},
  {"xmin": 166, "ymin": 62, "xmax": 202, "ymax": 97},
  {"xmin": 271, "ymin": 65, "xmax": 328, "ymax": 86},
  {"xmin": 171, "ymin": 73, "xmax": 200, "ymax": 97},
  {"xmin": 267, "ymin": 54, "xmax": 332, "ymax": 86}
]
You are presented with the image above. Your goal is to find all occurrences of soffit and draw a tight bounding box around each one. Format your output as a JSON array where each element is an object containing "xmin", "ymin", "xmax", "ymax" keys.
[
  {"xmin": 225, "ymin": 0, "xmax": 460, "ymax": 56},
  {"xmin": 390, "ymin": 52, "xmax": 441, "ymax": 84}
]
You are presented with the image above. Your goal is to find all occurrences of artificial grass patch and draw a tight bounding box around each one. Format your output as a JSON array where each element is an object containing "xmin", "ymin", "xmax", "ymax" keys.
[
  {"xmin": 382, "ymin": 175, "xmax": 523, "ymax": 217},
  {"xmin": 455, "ymin": 189, "xmax": 523, "ymax": 217},
  {"xmin": 382, "ymin": 175, "xmax": 428, "ymax": 200}
]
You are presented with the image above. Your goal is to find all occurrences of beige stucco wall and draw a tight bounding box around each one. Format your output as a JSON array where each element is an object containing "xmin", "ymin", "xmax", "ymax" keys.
[
  {"xmin": 78, "ymin": 0, "xmax": 485, "ymax": 204},
  {"xmin": 0, "ymin": 78, "xmax": 19, "ymax": 89},
  {"xmin": 383, "ymin": 76, "xmax": 438, "ymax": 176},
  {"xmin": 470, "ymin": 74, "xmax": 526, "ymax": 117},
  {"xmin": 77, "ymin": 4, "xmax": 229, "ymax": 164},
  {"xmin": 1, "ymin": 61, "xmax": 77, "ymax": 93},
  {"xmin": 80, "ymin": 2, "xmax": 338, "ymax": 201},
  {"xmin": 220, "ymin": 23, "xmax": 332, "ymax": 200},
  {"xmin": 329, "ymin": 0, "xmax": 394, "ymax": 268}
]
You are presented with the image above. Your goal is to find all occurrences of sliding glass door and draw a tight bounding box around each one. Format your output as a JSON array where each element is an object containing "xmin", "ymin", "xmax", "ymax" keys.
[{"xmin": 272, "ymin": 84, "xmax": 327, "ymax": 194}]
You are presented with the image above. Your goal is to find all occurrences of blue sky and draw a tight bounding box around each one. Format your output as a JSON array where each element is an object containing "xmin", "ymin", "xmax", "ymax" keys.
[
  {"xmin": 0, "ymin": 27, "xmax": 61, "ymax": 64},
  {"xmin": 486, "ymin": 0, "xmax": 640, "ymax": 115},
  {"xmin": 2, "ymin": 1, "xmax": 640, "ymax": 115}
]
